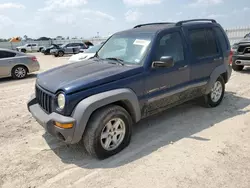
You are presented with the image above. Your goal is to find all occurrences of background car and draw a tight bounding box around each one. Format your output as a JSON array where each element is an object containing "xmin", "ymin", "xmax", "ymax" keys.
[
  {"xmin": 16, "ymin": 43, "xmax": 45, "ymax": 53},
  {"xmin": 232, "ymin": 37, "xmax": 250, "ymax": 71},
  {"xmin": 0, "ymin": 48, "xmax": 40, "ymax": 79},
  {"xmin": 51, "ymin": 42, "xmax": 94, "ymax": 57},
  {"xmin": 68, "ymin": 43, "xmax": 103, "ymax": 63},
  {"xmin": 41, "ymin": 44, "xmax": 62, "ymax": 55}
]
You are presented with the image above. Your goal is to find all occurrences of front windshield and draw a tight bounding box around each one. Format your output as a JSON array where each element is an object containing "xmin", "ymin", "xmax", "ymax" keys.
[
  {"xmin": 85, "ymin": 44, "xmax": 102, "ymax": 53},
  {"xmin": 97, "ymin": 33, "xmax": 153, "ymax": 65}
]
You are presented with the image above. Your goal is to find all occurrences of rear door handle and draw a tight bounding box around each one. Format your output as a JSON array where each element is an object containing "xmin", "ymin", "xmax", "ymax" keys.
[{"xmin": 178, "ymin": 65, "xmax": 188, "ymax": 70}]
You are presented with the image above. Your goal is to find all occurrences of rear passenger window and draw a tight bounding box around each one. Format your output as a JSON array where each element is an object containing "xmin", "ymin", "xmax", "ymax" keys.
[
  {"xmin": 155, "ymin": 32, "xmax": 184, "ymax": 62},
  {"xmin": 0, "ymin": 51, "xmax": 16, "ymax": 59},
  {"xmin": 189, "ymin": 28, "xmax": 219, "ymax": 58},
  {"xmin": 214, "ymin": 27, "xmax": 229, "ymax": 51}
]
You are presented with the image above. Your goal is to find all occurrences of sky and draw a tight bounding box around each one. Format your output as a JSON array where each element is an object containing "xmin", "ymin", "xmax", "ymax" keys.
[{"xmin": 0, "ymin": 0, "xmax": 249, "ymax": 39}]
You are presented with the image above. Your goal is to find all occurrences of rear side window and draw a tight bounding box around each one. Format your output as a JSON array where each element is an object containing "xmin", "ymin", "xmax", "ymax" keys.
[
  {"xmin": 0, "ymin": 51, "xmax": 16, "ymax": 59},
  {"xmin": 214, "ymin": 27, "xmax": 229, "ymax": 51},
  {"xmin": 189, "ymin": 28, "xmax": 219, "ymax": 58}
]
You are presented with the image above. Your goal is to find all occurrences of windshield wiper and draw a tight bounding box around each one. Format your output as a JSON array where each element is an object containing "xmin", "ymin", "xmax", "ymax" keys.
[{"xmin": 105, "ymin": 57, "xmax": 125, "ymax": 66}]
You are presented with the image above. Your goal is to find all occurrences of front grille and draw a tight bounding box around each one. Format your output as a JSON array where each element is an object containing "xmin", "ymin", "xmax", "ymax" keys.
[
  {"xmin": 36, "ymin": 86, "xmax": 53, "ymax": 114},
  {"xmin": 238, "ymin": 45, "xmax": 250, "ymax": 53}
]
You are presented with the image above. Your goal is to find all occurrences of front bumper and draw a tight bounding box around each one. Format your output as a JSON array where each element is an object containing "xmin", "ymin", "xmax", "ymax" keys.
[
  {"xmin": 233, "ymin": 55, "xmax": 250, "ymax": 66},
  {"xmin": 27, "ymin": 94, "xmax": 76, "ymax": 143}
]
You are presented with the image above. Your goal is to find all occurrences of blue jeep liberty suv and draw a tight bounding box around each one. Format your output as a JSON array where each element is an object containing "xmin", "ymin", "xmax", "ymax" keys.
[{"xmin": 27, "ymin": 19, "xmax": 232, "ymax": 159}]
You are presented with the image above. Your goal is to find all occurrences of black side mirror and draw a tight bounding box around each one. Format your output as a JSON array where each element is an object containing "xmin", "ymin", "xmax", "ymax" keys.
[{"xmin": 152, "ymin": 56, "xmax": 174, "ymax": 68}]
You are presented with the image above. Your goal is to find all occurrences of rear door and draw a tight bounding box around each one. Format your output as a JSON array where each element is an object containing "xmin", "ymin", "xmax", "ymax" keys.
[
  {"xmin": 0, "ymin": 50, "xmax": 17, "ymax": 77},
  {"xmin": 183, "ymin": 26, "xmax": 223, "ymax": 83}
]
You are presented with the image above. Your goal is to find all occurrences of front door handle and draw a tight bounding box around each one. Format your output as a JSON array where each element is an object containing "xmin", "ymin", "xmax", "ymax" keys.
[{"xmin": 178, "ymin": 65, "xmax": 188, "ymax": 70}]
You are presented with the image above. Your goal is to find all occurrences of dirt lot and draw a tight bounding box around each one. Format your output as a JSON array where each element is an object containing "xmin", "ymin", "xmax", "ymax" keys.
[{"xmin": 0, "ymin": 53, "xmax": 250, "ymax": 188}]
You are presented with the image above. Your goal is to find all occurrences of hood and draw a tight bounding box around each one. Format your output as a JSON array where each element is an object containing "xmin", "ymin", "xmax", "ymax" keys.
[{"xmin": 36, "ymin": 60, "xmax": 142, "ymax": 94}]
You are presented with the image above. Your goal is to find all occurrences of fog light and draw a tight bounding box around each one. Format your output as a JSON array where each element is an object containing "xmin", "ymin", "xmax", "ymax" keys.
[{"xmin": 54, "ymin": 122, "xmax": 73, "ymax": 129}]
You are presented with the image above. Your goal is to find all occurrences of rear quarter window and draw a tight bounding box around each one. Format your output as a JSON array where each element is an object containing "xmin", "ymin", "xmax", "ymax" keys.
[{"xmin": 213, "ymin": 27, "xmax": 229, "ymax": 51}]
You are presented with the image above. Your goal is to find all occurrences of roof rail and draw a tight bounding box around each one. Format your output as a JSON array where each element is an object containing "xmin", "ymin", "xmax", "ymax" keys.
[
  {"xmin": 175, "ymin": 19, "xmax": 217, "ymax": 26},
  {"xmin": 133, "ymin": 22, "xmax": 174, "ymax": 28}
]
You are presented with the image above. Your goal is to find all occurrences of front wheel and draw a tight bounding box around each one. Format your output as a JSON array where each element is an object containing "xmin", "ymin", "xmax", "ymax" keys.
[
  {"xmin": 203, "ymin": 76, "xmax": 225, "ymax": 108},
  {"xmin": 232, "ymin": 62, "xmax": 244, "ymax": 71},
  {"xmin": 83, "ymin": 105, "xmax": 133, "ymax": 159}
]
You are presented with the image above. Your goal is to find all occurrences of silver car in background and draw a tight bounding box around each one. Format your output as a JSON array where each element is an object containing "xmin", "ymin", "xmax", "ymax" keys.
[{"xmin": 0, "ymin": 48, "xmax": 40, "ymax": 79}]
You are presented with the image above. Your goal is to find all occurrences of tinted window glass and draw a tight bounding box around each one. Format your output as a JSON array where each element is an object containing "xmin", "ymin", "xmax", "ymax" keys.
[
  {"xmin": 155, "ymin": 32, "xmax": 184, "ymax": 62},
  {"xmin": 0, "ymin": 51, "xmax": 16, "ymax": 59},
  {"xmin": 214, "ymin": 27, "xmax": 229, "ymax": 51},
  {"xmin": 206, "ymin": 29, "xmax": 219, "ymax": 55},
  {"xmin": 189, "ymin": 29, "xmax": 207, "ymax": 58},
  {"xmin": 32, "ymin": 44, "xmax": 37, "ymax": 46},
  {"xmin": 189, "ymin": 29, "xmax": 219, "ymax": 58}
]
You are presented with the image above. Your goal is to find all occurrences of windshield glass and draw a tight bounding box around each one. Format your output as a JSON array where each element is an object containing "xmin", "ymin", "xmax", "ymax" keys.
[
  {"xmin": 97, "ymin": 33, "xmax": 154, "ymax": 65},
  {"xmin": 85, "ymin": 44, "xmax": 102, "ymax": 53}
]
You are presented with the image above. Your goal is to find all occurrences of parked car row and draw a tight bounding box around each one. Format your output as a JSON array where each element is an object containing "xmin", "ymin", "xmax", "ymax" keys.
[{"xmin": 41, "ymin": 41, "xmax": 94, "ymax": 57}]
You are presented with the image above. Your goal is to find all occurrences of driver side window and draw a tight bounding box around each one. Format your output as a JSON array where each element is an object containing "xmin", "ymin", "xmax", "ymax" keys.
[{"xmin": 155, "ymin": 32, "xmax": 184, "ymax": 63}]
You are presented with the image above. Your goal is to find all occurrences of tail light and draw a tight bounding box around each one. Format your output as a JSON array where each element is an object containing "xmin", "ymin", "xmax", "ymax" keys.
[
  {"xmin": 229, "ymin": 50, "xmax": 233, "ymax": 65},
  {"xmin": 31, "ymin": 56, "xmax": 38, "ymax": 62}
]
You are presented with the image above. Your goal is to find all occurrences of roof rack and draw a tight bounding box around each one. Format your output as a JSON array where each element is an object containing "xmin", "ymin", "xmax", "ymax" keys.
[
  {"xmin": 133, "ymin": 22, "xmax": 174, "ymax": 28},
  {"xmin": 175, "ymin": 19, "xmax": 216, "ymax": 26}
]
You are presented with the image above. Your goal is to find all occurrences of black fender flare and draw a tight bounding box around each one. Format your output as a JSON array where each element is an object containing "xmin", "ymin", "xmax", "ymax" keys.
[{"xmin": 70, "ymin": 88, "xmax": 141, "ymax": 144}]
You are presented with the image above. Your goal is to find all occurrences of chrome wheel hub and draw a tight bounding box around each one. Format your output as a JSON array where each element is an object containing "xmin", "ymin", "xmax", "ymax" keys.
[
  {"xmin": 100, "ymin": 118, "xmax": 126, "ymax": 151},
  {"xmin": 211, "ymin": 81, "xmax": 223, "ymax": 102}
]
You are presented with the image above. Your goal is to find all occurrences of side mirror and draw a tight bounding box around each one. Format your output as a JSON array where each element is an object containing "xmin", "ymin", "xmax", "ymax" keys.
[{"xmin": 152, "ymin": 56, "xmax": 174, "ymax": 68}]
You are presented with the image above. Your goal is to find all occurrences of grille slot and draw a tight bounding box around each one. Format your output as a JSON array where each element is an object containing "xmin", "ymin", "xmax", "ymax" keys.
[{"xmin": 36, "ymin": 86, "xmax": 53, "ymax": 113}]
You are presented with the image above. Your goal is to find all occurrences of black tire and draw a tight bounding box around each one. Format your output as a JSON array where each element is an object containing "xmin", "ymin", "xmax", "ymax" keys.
[
  {"xmin": 232, "ymin": 62, "xmax": 244, "ymax": 71},
  {"xmin": 83, "ymin": 105, "xmax": 133, "ymax": 159},
  {"xmin": 54, "ymin": 54, "xmax": 59, "ymax": 57},
  {"xmin": 202, "ymin": 76, "xmax": 225, "ymax": 108},
  {"xmin": 12, "ymin": 65, "xmax": 28, "ymax": 79},
  {"xmin": 39, "ymin": 47, "xmax": 43, "ymax": 52},
  {"xmin": 21, "ymin": 49, "xmax": 26, "ymax": 53},
  {"xmin": 58, "ymin": 51, "xmax": 64, "ymax": 57}
]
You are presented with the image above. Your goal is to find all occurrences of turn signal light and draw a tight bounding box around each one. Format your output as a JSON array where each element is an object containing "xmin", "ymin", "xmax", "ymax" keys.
[{"xmin": 54, "ymin": 122, "xmax": 73, "ymax": 129}]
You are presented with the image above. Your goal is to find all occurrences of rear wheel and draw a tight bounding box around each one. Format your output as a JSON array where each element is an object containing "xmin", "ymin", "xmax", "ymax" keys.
[
  {"xmin": 202, "ymin": 76, "xmax": 225, "ymax": 108},
  {"xmin": 58, "ymin": 51, "xmax": 64, "ymax": 57},
  {"xmin": 83, "ymin": 105, "xmax": 133, "ymax": 159},
  {"xmin": 12, "ymin": 66, "xmax": 28, "ymax": 79}
]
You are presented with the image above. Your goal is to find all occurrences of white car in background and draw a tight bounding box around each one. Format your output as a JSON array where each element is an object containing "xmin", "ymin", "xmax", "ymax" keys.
[
  {"xmin": 16, "ymin": 43, "xmax": 45, "ymax": 53},
  {"xmin": 68, "ymin": 44, "xmax": 103, "ymax": 63}
]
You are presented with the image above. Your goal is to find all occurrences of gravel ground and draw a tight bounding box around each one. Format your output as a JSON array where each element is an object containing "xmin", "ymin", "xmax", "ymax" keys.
[{"xmin": 0, "ymin": 53, "xmax": 250, "ymax": 188}]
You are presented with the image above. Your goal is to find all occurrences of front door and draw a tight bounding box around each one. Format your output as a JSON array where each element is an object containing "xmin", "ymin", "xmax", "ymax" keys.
[{"xmin": 144, "ymin": 30, "xmax": 190, "ymax": 115}]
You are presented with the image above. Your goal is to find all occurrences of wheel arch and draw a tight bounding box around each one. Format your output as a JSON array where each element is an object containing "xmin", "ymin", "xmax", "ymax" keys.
[
  {"xmin": 205, "ymin": 64, "xmax": 227, "ymax": 94},
  {"xmin": 11, "ymin": 64, "xmax": 29, "ymax": 74},
  {"xmin": 70, "ymin": 88, "xmax": 141, "ymax": 144}
]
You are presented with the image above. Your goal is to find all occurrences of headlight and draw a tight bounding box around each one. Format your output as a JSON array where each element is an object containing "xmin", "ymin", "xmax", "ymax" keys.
[{"xmin": 57, "ymin": 93, "xmax": 65, "ymax": 109}]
